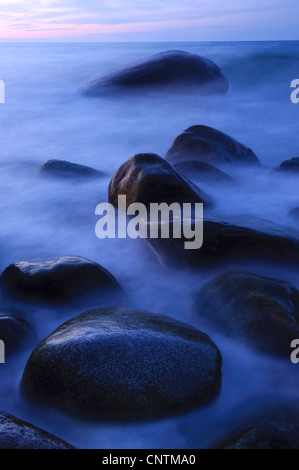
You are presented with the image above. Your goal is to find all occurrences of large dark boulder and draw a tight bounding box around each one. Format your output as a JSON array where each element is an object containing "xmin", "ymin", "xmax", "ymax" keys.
[
  {"xmin": 210, "ymin": 405, "xmax": 299, "ymax": 449},
  {"xmin": 166, "ymin": 125, "xmax": 259, "ymax": 166},
  {"xmin": 146, "ymin": 216, "xmax": 299, "ymax": 268},
  {"xmin": 0, "ymin": 410, "xmax": 74, "ymax": 449},
  {"xmin": 21, "ymin": 307, "xmax": 222, "ymax": 421},
  {"xmin": 0, "ymin": 256, "xmax": 122, "ymax": 306},
  {"xmin": 80, "ymin": 50, "xmax": 229, "ymax": 96},
  {"xmin": 0, "ymin": 314, "xmax": 34, "ymax": 358},
  {"xmin": 274, "ymin": 157, "xmax": 299, "ymax": 173},
  {"xmin": 40, "ymin": 159, "xmax": 105, "ymax": 180},
  {"xmin": 108, "ymin": 153, "xmax": 212, "ymax": 209},
  {"xmin": 193, "ymin": 271, "xmax": 299, "ymax": 358}
]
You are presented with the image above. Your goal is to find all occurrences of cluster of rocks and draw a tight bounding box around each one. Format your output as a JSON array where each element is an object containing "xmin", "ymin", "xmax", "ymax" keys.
[{"xmin": 1, "ymin": 50, "xmax": 298, "ymax": 449}]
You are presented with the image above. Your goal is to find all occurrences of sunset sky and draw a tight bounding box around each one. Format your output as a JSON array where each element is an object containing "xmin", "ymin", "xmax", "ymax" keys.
[{"xmin": 0, "ymin": 0, "xmax": 298, "ymax": 41}]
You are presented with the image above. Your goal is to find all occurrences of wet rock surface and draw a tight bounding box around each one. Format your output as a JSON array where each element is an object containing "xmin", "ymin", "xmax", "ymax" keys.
[
  {"xmin": 0, "ymin": 410, "xmax": 74, "ymax": 449},
  {"xmin": 108, "ymin": 153, "xmax": 212, "ymax": 208},
  {"xmin": 80, "ymin": 50, "xmax": 229, "ymax": 96},
  {"xmin": 21, "ymin": 307, "xmax": 222, "ymax": 421},
  {"xmin": 40, "ymin": 159, "xmax": 105, "ymax": 179},
  {"xmin": 193, "ymin": 270, "xmax": 299, "ymax": 358},
  {"xmin": 166, "ymin": 125, "xmax": 259, "ymax": 166},
  {"xmin": 0, "ymin": 256, "xmax": 123, "ymax": 306},
  {"xmin": 209, "ymin": 405, "xmax": 299, "ymax": 449},
  {"xmin": 0, "ymin": 314, "xmax": 34, "ymax": 358}
]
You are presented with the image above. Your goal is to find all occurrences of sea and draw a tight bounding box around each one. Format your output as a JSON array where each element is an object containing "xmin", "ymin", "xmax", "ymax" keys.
[{"xmin": 0, "ymin": 41, "xmax": 299, "ymax": 448}]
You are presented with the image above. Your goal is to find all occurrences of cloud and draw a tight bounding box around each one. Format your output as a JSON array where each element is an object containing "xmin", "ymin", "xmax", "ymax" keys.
[{"xmin": 0, "ymin": 0, "xmax": 298, "ymax": 40}]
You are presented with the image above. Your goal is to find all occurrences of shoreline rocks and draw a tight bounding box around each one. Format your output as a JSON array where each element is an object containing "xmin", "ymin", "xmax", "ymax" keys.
[
  {"xmin": 146, "ymin": 217, "xmax": 299, "ymax": 268},
  {"xmin": 0, "ymin": 410, "xmax": 74, "ymax": 449},
  {"xmin": 193, "ymin": 270, "xmax": 299, "ymax": 358},
  {"xmin": 166, "ymin": 125, "xmax": 259, "ymax": 166},
  {"xmin": 21, "ymin": 307, "xmax": 222, "ymax": 421},
  {"xmin": 80, "ymin": 50, "xmax": 229, "ymax": 96},
  {"xmin": 274, "ymin": 157, "xmax": 299, "ymax": 173},
  {"xmin": 108, "ymin": 153, "xmax": 213, "ymax": 209},
  {"xmin": 209, "ymin": 405, "xmax": 299, "ymax": 449},
  {"xmin": 0, "ymin": 314, "xmax": 34, "ymax": 358},
  {"xmin": 0, "ymin": 256, "xmax": 123, "ymax": 306},
  {"xmin": 40, "ymin": 159, "xmax": 105, "ymax": 180},
  {"xmin": 174, "ymin": 160, "xmax": 234, "ymax": 184}
]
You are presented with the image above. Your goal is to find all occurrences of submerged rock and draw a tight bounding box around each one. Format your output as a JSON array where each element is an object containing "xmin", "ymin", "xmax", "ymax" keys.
[
  {"xmin": 210, "ymin": 405, "xmax": 299, "ymax": 449},
  {"xmin": 108, "ymin": 153, "xmax": 212, "ymax": 209},
  {"xmin": 0, "ymin": 256, "xmax": 122, "ymax": 306},
  {"xmin": 40, "ymin": 159, "xmax": 105, "ymax": 180},
  {"xmin": 0, "ymin": 410, "xmax": 74, "ymax": 449},
  {"xmin": 146, "ymin": 217, "xmax": 299, "ymax": 268},
  {"xmin": 166, "ymin": 125, "xmax": 259, "ymax": 166},
  {"xmin": 274, "ymin": 157, "xmax": 299, "ymax": 173},
  {"xmin": 21, "ymin": 307, "xmax": 222, "ymax": 421},
  {"xmin": 0, "ymin": 314, "xmax": 34, "ymax": 358},
  {"xmin": 80, "ymin": 50, "xmax": 229, "ymax": 96},
  {"xmin": 174, "ymin": 160, "xmax": 234, "ymax": 183},
  {"xmin": 193, "ymin": 271, "xmax": 299, "ymax": 358}
]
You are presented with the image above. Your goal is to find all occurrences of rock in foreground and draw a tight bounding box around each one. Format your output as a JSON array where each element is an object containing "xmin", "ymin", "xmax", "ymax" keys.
[
  {"xmin": 166, "ymin": 125, "xmax": 259, "ymax": 166},
  {"xmin": 40, "ymin": 159, "xmax": 105, "ymax": 180},
  {"xmin": 21, "ymin": 307, "xmax": 222, "ymax": 421},
  {"xmin": 0, "ymin": 256, "xmax": 122, "ymax": 306},
  {"xmin": 80, "ymin": 50, "xmax": 229, "ymax": 96},
  {"xmin": 193, "ymin": 271, "xmax": 299, "ymax": 358},
  {"xmin": 108, "ymin": 153, "xmax": 212, "ymax": 208},
  {"xmin": 0, "ymin": 410, "xmax": 74, "ymax": 449}
]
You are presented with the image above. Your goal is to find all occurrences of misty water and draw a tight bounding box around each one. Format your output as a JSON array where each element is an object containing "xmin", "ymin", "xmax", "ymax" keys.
[{"xmin": 0, "ymin": 41, "xmax": 299, "ymax": 448}]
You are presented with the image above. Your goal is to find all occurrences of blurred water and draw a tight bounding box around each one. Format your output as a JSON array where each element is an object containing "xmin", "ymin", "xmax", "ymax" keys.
[{"xmin": 0, "ymin": 41, "xmax": 299, "ymax": 448}]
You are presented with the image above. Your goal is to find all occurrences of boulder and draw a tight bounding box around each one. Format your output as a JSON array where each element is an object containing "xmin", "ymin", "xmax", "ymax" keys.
[
  {"xmin": 146, "ymin": 217, "xmax": 299, "ymax": 268},
  {"xmin": 0, "ymin": 256, "xmax": 122, "ymax": 306},
  {"xmin": 80, "ymin": 50, "xmax": 229, "ymax": 96},
  {"xmin": 40, "ymin": 159, "xmax": 105, "ymax": 179},
  {"xmin": 21, "ymin": 307, "xmax": 222, "ymax": 421},
  {"xmin": 0, "ymin": 410, "xmax": 74, "ymax": 449},
  {"xmin": 108, "ymin": 153, "xmax": 212, "ymax": 209},
  {"xmin": 174, "ymin": 160, "xmax": 234, "ymax": 183},
  {"xmin": 193, "ymin": 271, "xmax": 299, "ymax": 358},
  {"xmin": 166, "ymin": 125, "xmax": 259, "ymax": 166},
  {"xmin": 210, "ymin": 405, "xmax": 299, "ymax": 449},
  {"xmin": 0, "ymin": 314, "xmax": 34, "ymax": 358},
  {"xmin": 274, "ymin": 157, "xmax": 299, "ymax": 173}
]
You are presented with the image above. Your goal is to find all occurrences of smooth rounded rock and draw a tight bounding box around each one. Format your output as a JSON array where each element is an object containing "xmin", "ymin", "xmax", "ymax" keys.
[
  {"xmin": 40, "ymin": 159, "xmax": 105, "ymax": 180},
  {"xmin": 80, "ymin": 50, "xmax": 229, "ymax": 96},
  {"xmin": 21, "ymin": 307, "xmax": 222, "ymax": 421},
  {"xmin": 166, "ymin": 125, "xmax": 259, "ymax": 166},
  {"xmin": 0, "ymin": 314, "xmax": 34, "ymax": 358},
  {"xmin": 108, "ymin": 153, "xmax": 212, "ymax": 209},
  {"xmin": 0, "ymin": 256, "xmax": 122, "ymax": 306},
  {"xmin": 193, "ymin": 270, "xmax": 299, "ymax": 358}
]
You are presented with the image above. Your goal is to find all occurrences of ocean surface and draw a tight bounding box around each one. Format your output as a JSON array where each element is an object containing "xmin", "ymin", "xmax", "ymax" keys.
[{"xmin": 0, "ymin": 41, "xmax": 299, "ymax": 448}]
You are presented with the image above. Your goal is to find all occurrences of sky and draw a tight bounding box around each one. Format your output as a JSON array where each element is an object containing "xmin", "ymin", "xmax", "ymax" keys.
[{"xmin": 0, "ymin": 0, "xmax": 298, "ymax": 42}]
